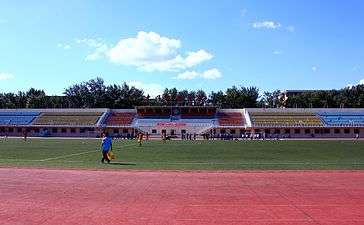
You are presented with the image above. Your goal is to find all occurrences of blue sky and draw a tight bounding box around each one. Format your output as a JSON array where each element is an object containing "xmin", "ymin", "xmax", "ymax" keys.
[{"xmin": 1, "ymin": 0, "xmax": 364, "ymax": 96}]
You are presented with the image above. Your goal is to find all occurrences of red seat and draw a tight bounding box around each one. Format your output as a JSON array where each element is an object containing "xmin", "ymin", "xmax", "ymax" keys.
[
  {"xmin": 218, "ymin": 112, "xmax": 245, "ymax": 126},
  {"xmin": 106, "ymin": 113, "xmax": 136, "ymax": 126}
]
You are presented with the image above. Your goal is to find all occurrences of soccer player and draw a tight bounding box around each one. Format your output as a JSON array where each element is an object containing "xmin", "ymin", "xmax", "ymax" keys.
[
  {"xmin": 101, "ymin": 132, "xmax": 112, "ymax": 163},
  {"xmin": 138, "ymin": 133, "xmax": 143, "ymax": 146},
  {"xmin": 162, "ymin": 132, "xmax": 166, "ymax": 143},
  {"xmin": 23, "ymin": 130, "xmax": 28, "ymax": 142}
]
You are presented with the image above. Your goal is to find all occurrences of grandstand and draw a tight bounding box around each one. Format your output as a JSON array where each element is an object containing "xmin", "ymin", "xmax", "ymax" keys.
[
  {"xmin": 0, "ymin": 109, "xmax": 106, "ymax": 137},
  {"xmin": 217, "ymin": 111, "xmax": 245, "ymax": 126},
  {"xmin": 33, "ymin": 112, "xmax": 103, "ymax": 126},
  {"xmin": 248, "ymin": 110, "xmax": 324, "ymax": 127},
  {"xmin": 0, "ymin": 107, "xmax": 363, "ymax": 138},
  {"xmin": 134, "ymin": 106, "xmax": 218, "ymax": 136},
  {"xmin": 136, "ymin": 106, "xmax": 171, "ymax": 119},
  {"xmin": 103, "ymin": 110, "xmax": 136, "ymax": 138},
  {"xmin": 317, "ymin": 110, "xmax": 364, "ymax": 127},
  {"xmin": 180, "ymin": 107, "xmax": 216, "ymax": 118},
  {"xmin": 105, "ymin": 112, "xmax": 135, "ymax": 126},
  {"xmin": 0, "ymin": 111, "xmax": 39, "ymax": 126}
]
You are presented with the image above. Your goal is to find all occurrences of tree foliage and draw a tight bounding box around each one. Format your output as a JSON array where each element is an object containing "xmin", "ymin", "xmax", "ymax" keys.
[{"xmin": 1, "ymin": 77, "xmax": 364, "ymax": 109}]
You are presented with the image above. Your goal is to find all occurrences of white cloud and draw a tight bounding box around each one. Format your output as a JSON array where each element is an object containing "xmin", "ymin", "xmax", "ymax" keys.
[
  {"xmin": 0, "ymin": 73, "xmax": 14, "ymax": 81},
  {"xmin": 108, "ymin": 32, "xmax": 180, "ymax": 64},
  {"xmin": 57, "ymin": 43, "xmax": 71, "ymax": 50},
  {"xmin": 176, "ymin": 68, "xmax": 221, "ymax": 80},
  {"xmin": 252, "ymin": 21, "xmax": 281, "ymax": 29},
  {"xmin": 359, "ymin": 79, "xmax": 364, "ymax": 85},
  {"xmin": 127, "ymin": 81, "xmax": 164, "ymax": 97},
  {"xmin": 252, "ymin": 21, "xmax": 295, "ymax": 33},
  {"xmin": 76, "ymin": 38, "xmax": 108, "ymax": 61},
  {"xmin": 201, "ymin": 68, "xmax": 222, "ymax": 79},
  {"xmin": 273, "ymin": 50, "xmax": 282, "ymax": 55},
  {"xmin": 287, "ymin": 25, "xmax": 295, "ymax": 32},
  {"xmin": 312, "ymin": 66, "xmax": 317, "ymax": 72},
  {"xmin": 75, "ymin": 32, "xmax": 218, "ymax": 74},
  {"xmin": 107, "ymin": 32, "xmax": 213, "ymax": 72},
  {"xmin": 176, "ymin": 71, "xmax": 200, "ymax": 80},
  {"xmin": 184, "ymin": 50, "xmax": 213, "ymax": 67}
]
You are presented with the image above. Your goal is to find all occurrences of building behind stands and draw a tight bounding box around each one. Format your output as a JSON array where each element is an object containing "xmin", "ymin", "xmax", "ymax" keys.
[{"xmin": 0, "ymin": 107, "xmax": 363, "ymax": 139}]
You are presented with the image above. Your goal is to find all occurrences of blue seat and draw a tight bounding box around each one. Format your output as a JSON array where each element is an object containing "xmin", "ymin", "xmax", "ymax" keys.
[
  {"xmin": 0, "ymin": 111, "xmax": 40, "ymax": 125},
  {"xmin": 318, "ymin": 112, "xmax": 364, "ymax": 126}
]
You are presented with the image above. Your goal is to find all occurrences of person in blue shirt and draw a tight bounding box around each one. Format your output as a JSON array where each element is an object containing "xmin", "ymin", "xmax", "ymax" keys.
[{"xmin": 101, "ymin": 132, "xmax": 112, "ymax": 163}]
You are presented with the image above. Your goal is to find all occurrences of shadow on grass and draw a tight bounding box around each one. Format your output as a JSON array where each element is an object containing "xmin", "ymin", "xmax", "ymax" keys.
[{"xmin": 108, "ymin": 162, "xmax": 137, "ymax": 166}]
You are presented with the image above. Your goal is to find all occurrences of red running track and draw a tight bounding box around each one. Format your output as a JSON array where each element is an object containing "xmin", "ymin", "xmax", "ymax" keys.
[{"xmin": 0, "ymin": 168, "xmax": 364, "ymax": 225}]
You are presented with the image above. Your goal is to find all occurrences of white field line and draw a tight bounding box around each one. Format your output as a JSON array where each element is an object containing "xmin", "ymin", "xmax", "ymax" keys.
[
  {"xmin": 38, "ymin": 143, "xmax": 138, "ymax": 162},
  {"xmin": 0, "ymin": 159, "xmax": 44, "ymax": 162},
  {"xmin": 38, "ymin": 151, "xmax": 98, "ymax": 162}
]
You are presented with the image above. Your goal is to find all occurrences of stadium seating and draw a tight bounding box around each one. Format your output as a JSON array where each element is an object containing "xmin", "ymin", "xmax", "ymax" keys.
[
  {"xmin": 319, "ymin": 112, "xmax": 364, "ymax": 126},
  {"xmin": 106, "ymin": 112, "xmax": 136, "ymax": 126},
  {"xmin": 134, "ymin": 117, "xmax": 216, "ymax": 129},
  {"xmin": 249, "ymin": 112, "xmax": 324, "ymax": 127},
  {"xmin": 33, "ymin": 112, "xmax": 102, "ymax": 126},
  {"xmin": 137, "ymin": 108, "xmax": 171, "ymax": 118},
  {"xmin": 180, "ymin": 107, "xmax": 216, "ymax": 119},
  {"xmin": 0, "ymin": 111, "xmax": 39, "ymax": 125},
  {"xmin": 180, "ymin": 113, "xmax": 216, "ymax": 119},
  {"xmin": 218, "ymin": 112, "xmax": 245, "ymax": 126}
]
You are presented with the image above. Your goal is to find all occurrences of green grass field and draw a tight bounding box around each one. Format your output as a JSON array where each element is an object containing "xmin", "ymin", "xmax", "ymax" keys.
[{"xmin": 0, "ymin": 138, "xmax": 363, "ymax": 170}]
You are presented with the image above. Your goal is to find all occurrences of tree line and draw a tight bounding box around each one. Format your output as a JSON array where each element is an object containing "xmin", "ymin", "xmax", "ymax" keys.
[
  {"xmin": 1, "ymin": 77, "xmax": 364, "ymax": 108},
  {"xmin": 260, "ymin": 85, "xmax": 364, "ymax": 108}
]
